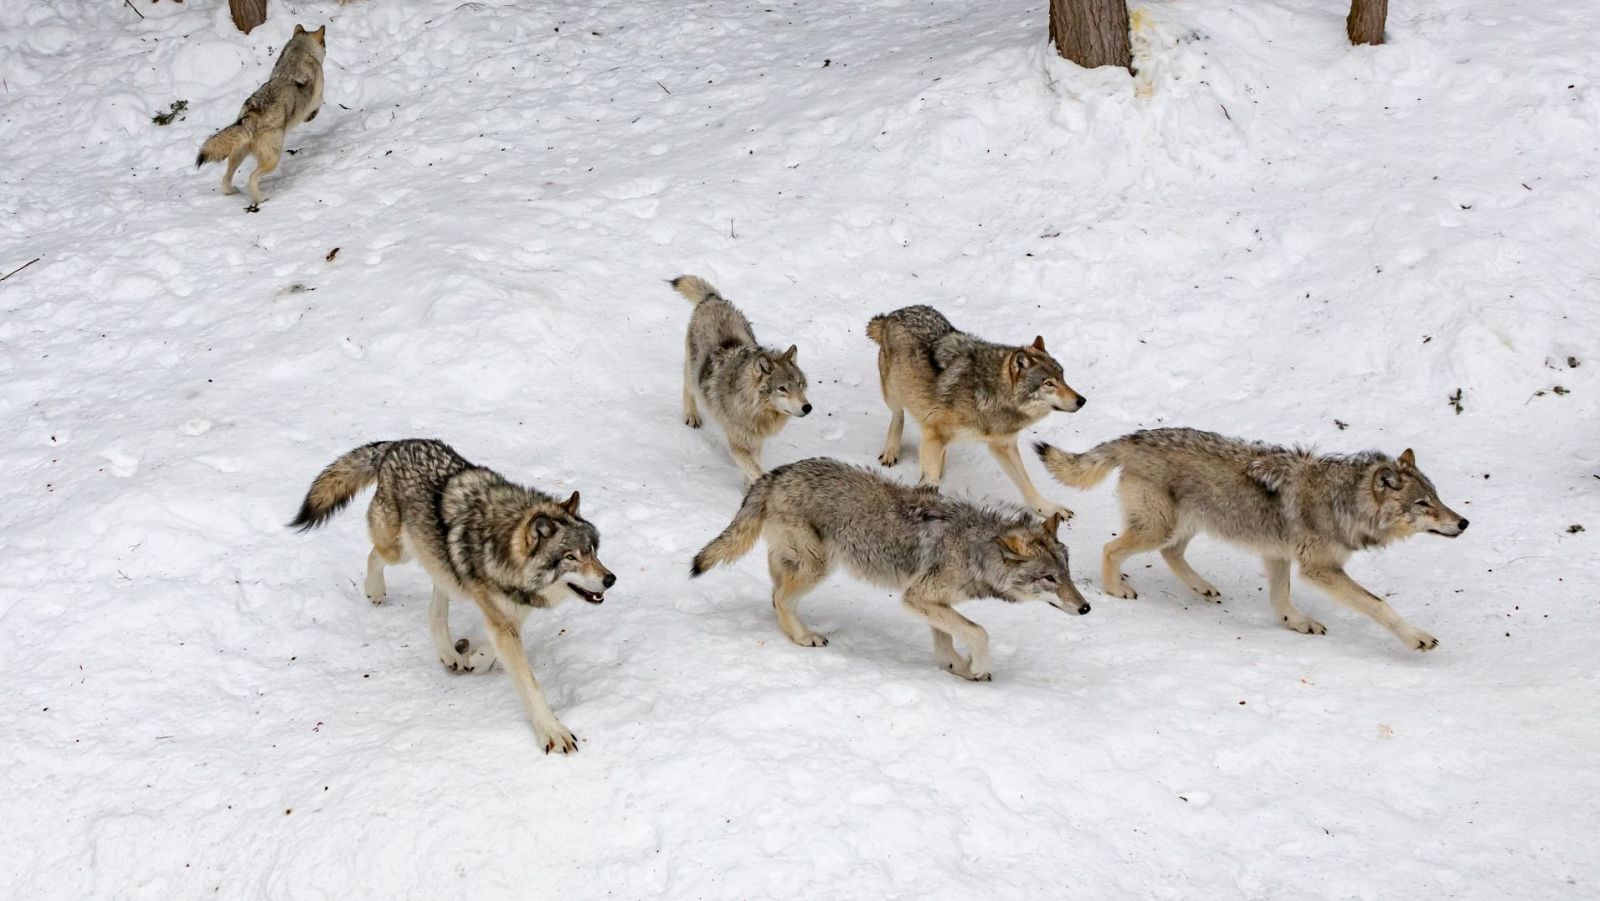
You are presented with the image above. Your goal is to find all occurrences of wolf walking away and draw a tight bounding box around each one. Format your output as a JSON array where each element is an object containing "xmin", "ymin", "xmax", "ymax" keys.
[
  {"xmin": 674, "ymin": 275, "xmax": 811, "ymax": 485},
  {"xmin": 866, "ymin": 305, "xmax": 1085, "ymax": 518},
  {"xmin": 1035, "ymin": 428, "xmax": 1469, "ymax": 651},
  {"xmin": 691, "ymin": 458, "xmax": 1089, "ymax": 681},
  {"xmin": 197, "ymin": 24, "xmax": 327, "ymax": 209},
  {"xmin": 291, "ymin": 439, "xmax": 615, "ymax": 753}
]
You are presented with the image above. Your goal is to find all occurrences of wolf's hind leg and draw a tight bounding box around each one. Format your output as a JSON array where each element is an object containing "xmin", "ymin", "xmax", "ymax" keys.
[
  {"xmin": 364, "ymin": 548, "xmax": 388, "ymax": 604},
  {"xmin": 221, "ymin": 148, "xmax": 247, "ymax": 194},
  {"xmin": 1161, "ymin": 535, "xmax": 1220, "ymax": 599},
  {"xmin": 879, "ymin": 408, "xmax": 905, "ymax": 468},
  {"xmin": 1101, "ymin": 481, "xmax": 1172, "ymax": 599},
  {"xmin": 1266, "ymin": 557, "xmax": 1323, "ymax": 635},
  {"xmin": 768, "ymin": 533, "xmax": 829, "ymax": 647},
  {"xmin": 682, "ymin": 343, "xmax": 701, "ymax": 428}
]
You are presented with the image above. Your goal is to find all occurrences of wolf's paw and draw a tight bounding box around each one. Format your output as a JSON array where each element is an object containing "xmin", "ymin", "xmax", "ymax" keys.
[
  {"xmin": 442, "ymin": 638, "xmax": 496, "ymax": 672},
  {"xmin": 1032, "ymin": 500, "xmax": 1075, "ymax": 521},
  {"xmin": 221, "ymin": 183, "xmax": 238, "ymax": 196},
  {"xmin": 879, "ymin": 449, "xmax": 899, "ymax": 467},
  {"xmin": 684, "ymin": 412, "xmax": 702, "ymax": 429},
  {"xmin": 1193, "ymin": 583, "xmax": 1223, "ymax": 601},
  {"xmin": 1104, "ymin": 576, "xmax": 1137, "ymax": 600},
  {"xmin": 942, "ymin": 657, "xmax": 990, "ymax": 681},
  {"xmin": 1283, "ymin": 615, "xmax": 1326, "ymax": 635},
  {"xmin": 1402, "ymin": 629, "xmax": 1439, "ymax": 652},
  {"xmin": 536, "ymin": 720, "xmax": 579, "ymax": 755},
  {"xmin": 791, "ymin": 631, "xmax": 829, "ymax": 648}
]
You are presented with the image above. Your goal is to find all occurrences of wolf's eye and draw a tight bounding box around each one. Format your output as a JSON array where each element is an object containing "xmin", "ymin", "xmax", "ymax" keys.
[
  {"xmin": 1040, "ymin": 574, "xmax": 1058, "ymax": 585},
  {"xmin": 1414, "ymin": 500, "xmax": 1431, "ymax": 509},
  {"xmin": 777, "ymin": 387, "xmax": 788, "ymax": 394},
  {"xmin": 563, "ymin": 553, "xmax": 577, "ymax": 562},
  {"xmin": 1041, "ymin": 379, "xmax": 1056, "ymax": 388}
]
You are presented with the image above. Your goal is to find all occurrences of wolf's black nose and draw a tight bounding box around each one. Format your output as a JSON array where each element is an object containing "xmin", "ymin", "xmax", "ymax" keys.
[
  {"xmin": 1078, "ymin": 602, "xmax": 1091, "ymax": 615},
  {"xmin": 1457, "ymin": 519, "xmax": 1469, "ymax": 531},
  {"xmin": 602, "ymin": 573, "xmax": 616, "ymax": 588},
  {"xmin": 1074, "ymin": 396, "xmax": 1087, "ymax": 410},
  {"xmin": 801, "ymin": 403, "xmax": 812, "ymax": 415}
]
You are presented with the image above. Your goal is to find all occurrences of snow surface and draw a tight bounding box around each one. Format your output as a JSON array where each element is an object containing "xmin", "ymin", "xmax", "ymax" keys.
[{"xmin": 2, "ymin": 0, "xmax": 1597, "ymax": 896}]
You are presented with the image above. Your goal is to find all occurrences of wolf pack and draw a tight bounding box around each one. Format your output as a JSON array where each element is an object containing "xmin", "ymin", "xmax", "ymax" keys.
[{"xmin": 229, "ymin": 25, "xmax": 1470, "ymax": 755}]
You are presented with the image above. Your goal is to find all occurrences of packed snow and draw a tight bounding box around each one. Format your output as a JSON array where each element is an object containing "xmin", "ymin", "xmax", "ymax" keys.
[{"xmin": 1, "ymin": 0, "xmax": 1596, "ymax": 896}]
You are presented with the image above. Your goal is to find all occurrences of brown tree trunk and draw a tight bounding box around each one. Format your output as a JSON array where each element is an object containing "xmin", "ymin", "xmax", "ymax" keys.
[
  {"xmin": 1050, "ymin": 0, "xmax": 1132, "ymax": 72},
  {"xmin": 230, "ymin": 0, "xmax": 268, "ymax": 35},
  {"xmin": 1347, "ymin": 0, "xmax": 1388, "ymax": 45}
]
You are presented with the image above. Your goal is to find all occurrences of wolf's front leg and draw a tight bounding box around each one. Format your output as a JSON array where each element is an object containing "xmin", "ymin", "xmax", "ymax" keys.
[
  {"xmin": 729, "ymin": 439, "xmax": 765, "ymax": 486},
  {"xmin": 482, "ymin": 614, "xmax": 579, "ymax": 753},
  {"xmin": 1300, "ymin": 565, "xmax": 1436, "ymax": 651},
  {"xmin": 988, "ymin": 439, "xmax": 1073, "ymax": 520},
  {"xmin": 906, "ymin": 591, "xmax": 991, "ymax": 681}
]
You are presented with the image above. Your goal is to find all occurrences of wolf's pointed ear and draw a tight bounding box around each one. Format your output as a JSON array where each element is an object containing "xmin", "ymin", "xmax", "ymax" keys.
[
  {"xmin": 756, "ymin": 354, "xmax": 774, "ymax": 375},
  {"xmin": 996, "ymin": 532, "xmax": 1030, "ymax": 561},
  {"xmin": 1374, "ymin": 465, "xmax": 1404, "ymax": 492},
  {"xmin": 781, "ymin": 344, "xmax": 797, "ymax": 362},
  {"xmin": 294, "ymin": 24, "xmax": 305, "ymax": 34},
  {"xmin": 1398, "ymin": 448, "xmax": 1416, "ymax": 469},
  {"xmin": 561, "ymin": 491, "xmax": 580, "ymax": 516},
  {"xmin": 1031, "ymin": 335, "xmax": 1047, "ymax": 352},
  {"xmin": 1007, "ymin": 349, "xmax": 1028, "ymax": 378},
  {"xmin": 1042, "ymin": 513, "xmax": 1062, "ymax": 538},
  {"xmin": 514, "ymin": 513, "xmax": 558, "ymax": 558}
]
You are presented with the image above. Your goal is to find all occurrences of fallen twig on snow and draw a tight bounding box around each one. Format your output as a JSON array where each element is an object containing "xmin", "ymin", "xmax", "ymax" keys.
[{"xmin": 0, "ymin": 257, "xmax": 41, "ymax": 283}]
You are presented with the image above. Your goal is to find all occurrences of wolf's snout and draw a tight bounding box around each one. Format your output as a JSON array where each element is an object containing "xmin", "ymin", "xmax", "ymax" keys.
[
  {"xmin": 800, "ymin": 403, "xmax": 813, "ymax": 416},
  {"xmin": 1457, "ymin": 518, "xmax": 1469, "ymax": 532},
  {"xmin": 1076, "ymin": 601, "xmax": 1091, "ymax": 615},
  {"xmin": 602, "ymin": 572, "xmax": 617, "ymax": 588},
  {"xmin": 1073, "ymin": 395, "xmax": 1087, "ymax": 411}
]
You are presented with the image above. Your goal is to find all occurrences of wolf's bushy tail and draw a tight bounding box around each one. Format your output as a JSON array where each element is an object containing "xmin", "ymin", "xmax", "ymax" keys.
[
  {"xmin": 289, "ymin": 441, "xmax": 391, "ymax": 531},
  {"xmin": 670, "ymin": 275, "xmax": 721, "ymax": 306},
  {"xmin": 196, "ymin": 122, "xmax": 251, "ymax": 168},
  {"xmin": 865, "ymin": 314, "xmax": 889, "ymax": 346},
  {"xmin": 690, "ymin": 475, "xmax": 773, "ymax": 576},
  {"xmin": 1034, "ymin": 438, "xmax": 1126, "ymax": 489}
]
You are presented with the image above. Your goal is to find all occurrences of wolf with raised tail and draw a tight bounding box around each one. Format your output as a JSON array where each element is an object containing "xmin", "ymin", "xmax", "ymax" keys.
[
  {"xmin": 866, "ymin": 305, "xmax": 1085, "ymax": 519},
  {"xmin": 290, "ymin": 439, "xmax": 615, "ymax": 753},
  {"xmin": 1035, "ymin": 428, "xmax": 1469, "ymax": 651},
  {"xmin": 674, "ymin": 275, "xmax": 812, "ymax": 485},
  {"xmin": 196, "ymin": 24, "xmax": 326, "ymax": 208},
  {"xmin": 691, "ymin": 457, "xmax": 1089, "ymax": 681}
]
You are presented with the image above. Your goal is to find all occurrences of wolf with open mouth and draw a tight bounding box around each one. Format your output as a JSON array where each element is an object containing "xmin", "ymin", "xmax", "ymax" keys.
[{"xmin": 290, "ymin": 438, "xmax": 614, "ymax": 754}]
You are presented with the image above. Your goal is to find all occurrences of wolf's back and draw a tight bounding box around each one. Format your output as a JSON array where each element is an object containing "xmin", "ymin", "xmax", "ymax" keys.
[{"xmin": 289, "ymin": 441, "xmax": 391, "ymax": 531}]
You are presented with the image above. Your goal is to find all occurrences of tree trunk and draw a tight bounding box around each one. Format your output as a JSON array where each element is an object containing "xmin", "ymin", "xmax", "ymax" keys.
[
  {"xmin": 1347, "ymin": 0, "xmax": 1387, "ymax": 45},
  {"xmin": 230, "ymin": 0, "xmax": 268, "ymax": 35},
  {"xmin": 1050, "ymin": 0, "xmax": 1132, "ymax": 72}
]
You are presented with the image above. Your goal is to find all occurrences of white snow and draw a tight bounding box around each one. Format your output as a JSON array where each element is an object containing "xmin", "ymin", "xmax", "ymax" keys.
[{"xmin": 2, "ymin": 0, "xmax": 1596, "ymax": 896}]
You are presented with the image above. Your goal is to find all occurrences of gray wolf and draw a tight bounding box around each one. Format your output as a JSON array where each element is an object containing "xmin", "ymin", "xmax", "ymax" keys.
[
  {"xmin": 1035, "ymin": 428, "xmax": 1469, "ymax": 651},
  {"xmin": 867, "ymin": 305, "xmax": 1085, "ymax": 518},
  {"xmin": 674, "ymin": 275, "xmax": 812, "ymax": 485},
  {"xmin": 690, "ymin": 457, "xmax": 1089, "ymax": 681},
  {"xmin": 197, "ymin": 24, "xmax": 326, "ymax": 208},
  {"xmin": 290, "ymin": 439, "xmax": 615, "ymax": 753}
]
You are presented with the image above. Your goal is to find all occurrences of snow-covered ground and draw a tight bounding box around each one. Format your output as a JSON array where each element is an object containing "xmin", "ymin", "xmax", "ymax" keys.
[{"xmin": 2, "ymin": 0, "xmax": 1596, "ymax": 895}]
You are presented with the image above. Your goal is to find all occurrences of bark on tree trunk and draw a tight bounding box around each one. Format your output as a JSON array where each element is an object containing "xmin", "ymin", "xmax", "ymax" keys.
[
  {"xmin": 1050, "ymin": 0, "xmax": 1132, "ymax": 72},
  {"xmin": 230, "ymin": 0, "xmax": 268, "ymax": 35},
  {"xmin": 1347, "ymin": 0, "xmax": 1388, "ymax": 45}
]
